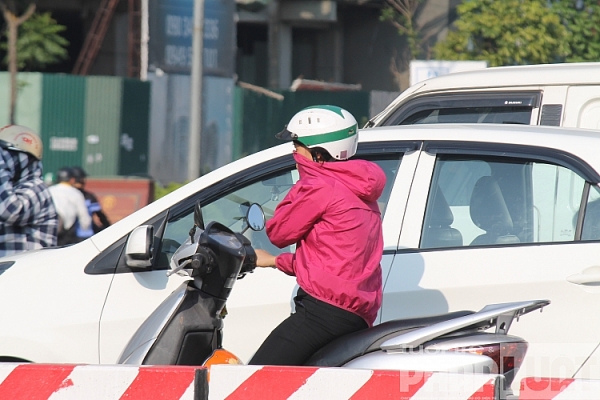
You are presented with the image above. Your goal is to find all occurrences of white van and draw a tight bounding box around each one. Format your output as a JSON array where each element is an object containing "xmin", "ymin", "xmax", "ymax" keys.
[{"xmin": 368, "ymin": 62, "xmax": 600, "ymax": 130}]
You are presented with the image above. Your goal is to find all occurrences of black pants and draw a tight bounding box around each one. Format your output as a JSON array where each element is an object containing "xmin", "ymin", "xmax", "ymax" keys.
[{"xmin": 248, "ymin": 288, "xmax": 368, "ymax": 366}]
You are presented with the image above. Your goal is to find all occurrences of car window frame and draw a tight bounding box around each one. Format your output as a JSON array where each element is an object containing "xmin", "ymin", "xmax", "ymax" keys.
[
  {"xmin": 423, "ymin": 141, "xmax": 600, "ymax": 183},
  {"xmin": 575, "ymin": 182, "xmax": 592, "ymax": 241}
]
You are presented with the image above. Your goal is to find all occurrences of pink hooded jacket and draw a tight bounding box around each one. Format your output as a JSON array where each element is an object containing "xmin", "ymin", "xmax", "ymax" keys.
[{"xmin": 267, "ymin": 152, "xmax": 386, "ymax": 326}]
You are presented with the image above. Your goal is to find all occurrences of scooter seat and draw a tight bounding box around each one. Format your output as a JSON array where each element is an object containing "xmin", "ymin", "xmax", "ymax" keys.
[{"xmin": 304, "ymin": 310, "xmax": 474, "ymax": 367}]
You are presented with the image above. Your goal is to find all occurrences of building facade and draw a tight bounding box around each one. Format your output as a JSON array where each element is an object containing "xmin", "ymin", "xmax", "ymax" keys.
[{"xmin": 5, "ymin": 0, "xmax": 457, "ymax": 183}]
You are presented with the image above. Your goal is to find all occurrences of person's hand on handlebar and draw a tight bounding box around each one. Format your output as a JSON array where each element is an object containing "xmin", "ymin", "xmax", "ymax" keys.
[{"xmin": 255, "ymin": 249, "xmax": 276, "ymax": 268}]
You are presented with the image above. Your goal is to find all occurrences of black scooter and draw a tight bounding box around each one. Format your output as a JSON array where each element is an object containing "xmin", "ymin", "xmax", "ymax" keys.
[{"xmin": 118, "ymin": 202, "xmax": 548, "ymax": 396}]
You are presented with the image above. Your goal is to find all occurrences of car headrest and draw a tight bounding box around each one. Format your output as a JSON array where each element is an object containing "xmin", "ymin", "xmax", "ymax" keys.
[
  {"xmin": 427, "ymin": 189, "xmax": 454, "ymax": 227},
  {"xmin": 469, "ymin": 176, "xmax": 513, "ymax": 233}
]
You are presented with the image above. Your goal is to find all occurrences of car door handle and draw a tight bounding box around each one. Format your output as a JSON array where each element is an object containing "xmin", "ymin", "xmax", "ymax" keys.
[{"xmin": 567, "ymin": 266, "xmax": 600, "ymax": 286}]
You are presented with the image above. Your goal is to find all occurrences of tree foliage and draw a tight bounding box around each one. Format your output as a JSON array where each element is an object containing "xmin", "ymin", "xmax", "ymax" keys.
[
  {"xmin": 380, "ymin": 0, "xmax": 449, "ymax": 89},
  {"xmin": 551, "ymin": 0, "xmax": 600, "ymax": 62},
  {"xmin": 380, "ymin": 0, "xmax": 424, "ymax": 60},
  {"xmin": 1, "ymin": 11, "xmax": 69, "ymax": 70},
  {"xmin": 1, "ymin": 1, "xmax": 35, "ymax": 124},
  {"xmin": 433, "ymin": 0, "xmax": 569, "ymax": 66}
]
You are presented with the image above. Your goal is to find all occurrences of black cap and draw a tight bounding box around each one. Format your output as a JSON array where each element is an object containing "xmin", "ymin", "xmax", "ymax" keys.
[
  {"xmin": 56, "ymin": 167, "xmax": 73, "ymax": 183},
  {"xmin": 71, "ymin": 166, "xmax": 87, "ymax": 183}
]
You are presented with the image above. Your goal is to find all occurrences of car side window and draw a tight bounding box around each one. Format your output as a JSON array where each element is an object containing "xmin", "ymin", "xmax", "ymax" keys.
[
  {"xmin": 370, "ymin": 157, "xmax": 402, "ymax": 216},
  {"xmin": 156, "ymin": 168, "xmax": 299, "ymax": 269},
  {"xmin": 157, "ymin": 156, "xmax": 401, "ymax": 269},
  {"xmin": 420, "ymin": 155, "xmax": 586, "ymax": 249},
  {"xmin": 202, "ymin": 169, "xmax": 300, "ymax": 257}
]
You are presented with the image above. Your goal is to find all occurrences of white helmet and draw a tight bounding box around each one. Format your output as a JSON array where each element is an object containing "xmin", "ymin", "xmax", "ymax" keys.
[
  {"xmin": 0, "ymin": 125, "xmax": 43, "ymax": 160},
  {"xmin": 276, "ymin": 105, "xmax": 358, "ymax": 160}
]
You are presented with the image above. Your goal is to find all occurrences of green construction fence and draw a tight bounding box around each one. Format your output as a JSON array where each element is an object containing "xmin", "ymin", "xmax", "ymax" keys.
[{"xmin": 0, "ymin": 72, "xmax": 150, "ymax": 181}]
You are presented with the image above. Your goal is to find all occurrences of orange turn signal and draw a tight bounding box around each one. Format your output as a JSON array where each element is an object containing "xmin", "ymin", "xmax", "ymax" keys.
[{"xmin": 203, "ymin": 349, "xmax": 243, "ymax": 381}]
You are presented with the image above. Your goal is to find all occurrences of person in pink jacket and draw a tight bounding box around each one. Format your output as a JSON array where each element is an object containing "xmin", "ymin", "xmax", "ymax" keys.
[{"xmin": 249, "ymin": 105, "xmax": 386, "ymax": 366}]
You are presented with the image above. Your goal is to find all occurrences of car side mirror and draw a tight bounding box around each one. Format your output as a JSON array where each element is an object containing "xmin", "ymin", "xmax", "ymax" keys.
[{"xmin": 125, "ymin": 225, "xmax": 154, "ymax": 268}]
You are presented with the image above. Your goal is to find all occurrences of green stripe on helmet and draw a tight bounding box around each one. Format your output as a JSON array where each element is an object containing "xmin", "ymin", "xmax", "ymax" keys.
[
  {"xmin": 296, "ymin": 124, "xmax": 357, "ymax": 147},
  {"xmin": 303, "ymin": 105, "xmax": 345, "ymax": 118}
]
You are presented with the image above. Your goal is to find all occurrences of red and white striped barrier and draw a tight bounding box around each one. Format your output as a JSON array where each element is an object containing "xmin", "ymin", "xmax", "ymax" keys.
[
  {"xmin": 208, "ymin": 365, "xmax": 502, "ymax": 399},
  {"xmin": 0, "ymin": 363, "xmax": 207, "ymax": 400},
  {"xmin": 520, "ymin": 377, "xmax": 600, "ymax": 399}
]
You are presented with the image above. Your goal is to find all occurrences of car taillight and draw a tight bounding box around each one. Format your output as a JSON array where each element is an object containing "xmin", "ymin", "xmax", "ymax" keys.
[{"xmin": 449, "ymin": 341, "xmax": 528, "ymax": 376}]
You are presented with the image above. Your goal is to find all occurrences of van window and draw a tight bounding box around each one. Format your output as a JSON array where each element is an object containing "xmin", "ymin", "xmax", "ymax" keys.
[
  {"xmin": 381, "ymin": 92, "xmax": 540, "ymax": 126},
  {"xmin": 400, "ymin": 106, "xmax": 532, "ymax": 125}
]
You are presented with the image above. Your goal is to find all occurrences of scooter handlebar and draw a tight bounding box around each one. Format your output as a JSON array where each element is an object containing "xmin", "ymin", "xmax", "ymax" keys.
[{"xmin": 236, "ymin": 232, "xmax": 257, "ymax": 279}]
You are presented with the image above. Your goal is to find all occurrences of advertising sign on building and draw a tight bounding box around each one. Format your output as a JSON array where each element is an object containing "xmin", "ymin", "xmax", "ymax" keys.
[
  {"xmin": 149, "ymin": 0, "xmax": 235, "ymax": 76},
  {"xmin": 409, "ymin": 60, "xmax": 488, "ymax": 87}
]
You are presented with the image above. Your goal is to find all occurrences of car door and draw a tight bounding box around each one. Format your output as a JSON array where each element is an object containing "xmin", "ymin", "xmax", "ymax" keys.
[
  {"xmin": 90, "ymin": 209, "xmax": 188, "ymax": 364},
  {"xmin": 382, "ymin": 140, "xmax": 600, "ymax": 381},
  {"xmin": 98, "ymin": 143, "xmax": 407, "ymax": 363}
]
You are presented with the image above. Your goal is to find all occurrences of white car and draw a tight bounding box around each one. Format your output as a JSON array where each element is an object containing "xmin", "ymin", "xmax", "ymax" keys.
[
  {"xmin": 2, "ymin": 124, "xmax": 600, "ymax": 388},
  {"xmin": 367, "ymin": 62, "xmax": 600, "ymax": 130}
]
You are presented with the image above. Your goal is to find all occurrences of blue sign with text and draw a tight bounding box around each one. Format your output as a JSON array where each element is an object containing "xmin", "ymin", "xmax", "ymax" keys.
[{"xmin": 149, "ymin": 0, "xmax": 235, "ymax": 76}]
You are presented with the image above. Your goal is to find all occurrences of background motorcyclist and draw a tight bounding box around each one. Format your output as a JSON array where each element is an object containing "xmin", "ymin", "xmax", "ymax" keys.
[
  {"xmin": 71, "ymin": 166, "xmax": 111, "ymax": 239},
  {"xmin": 48, "ymin": 166, "xmax": 92, "ymax": 245},
  {"xmin": 249, "ymin": 105, "xmax": 386, "ymax": 366},
  {"xmin": 0, "ymin": 125, "xmax": 58, "ymax": 256}
]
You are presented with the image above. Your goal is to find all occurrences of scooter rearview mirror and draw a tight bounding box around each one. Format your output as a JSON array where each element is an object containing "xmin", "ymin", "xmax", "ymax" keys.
[
  {"xmin": 246, "ymin": 203, "xmax": 266, "ymax": 231},
  {"xmin": 194, "ymin": 201, "xmax": 205, "ymax": 230}
]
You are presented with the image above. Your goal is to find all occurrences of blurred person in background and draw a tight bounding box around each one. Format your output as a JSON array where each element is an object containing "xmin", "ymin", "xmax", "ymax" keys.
[
  {"xmin": 49, "ymin": 166, "xmax": 91, "ymax": 246},
  {"xmin": 71, "ymin": 166, "xmax": 111, "ymax": 240},
  {"xmin": 0, "ymin": 125, "xmax": 58, "ymax": 257}
]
